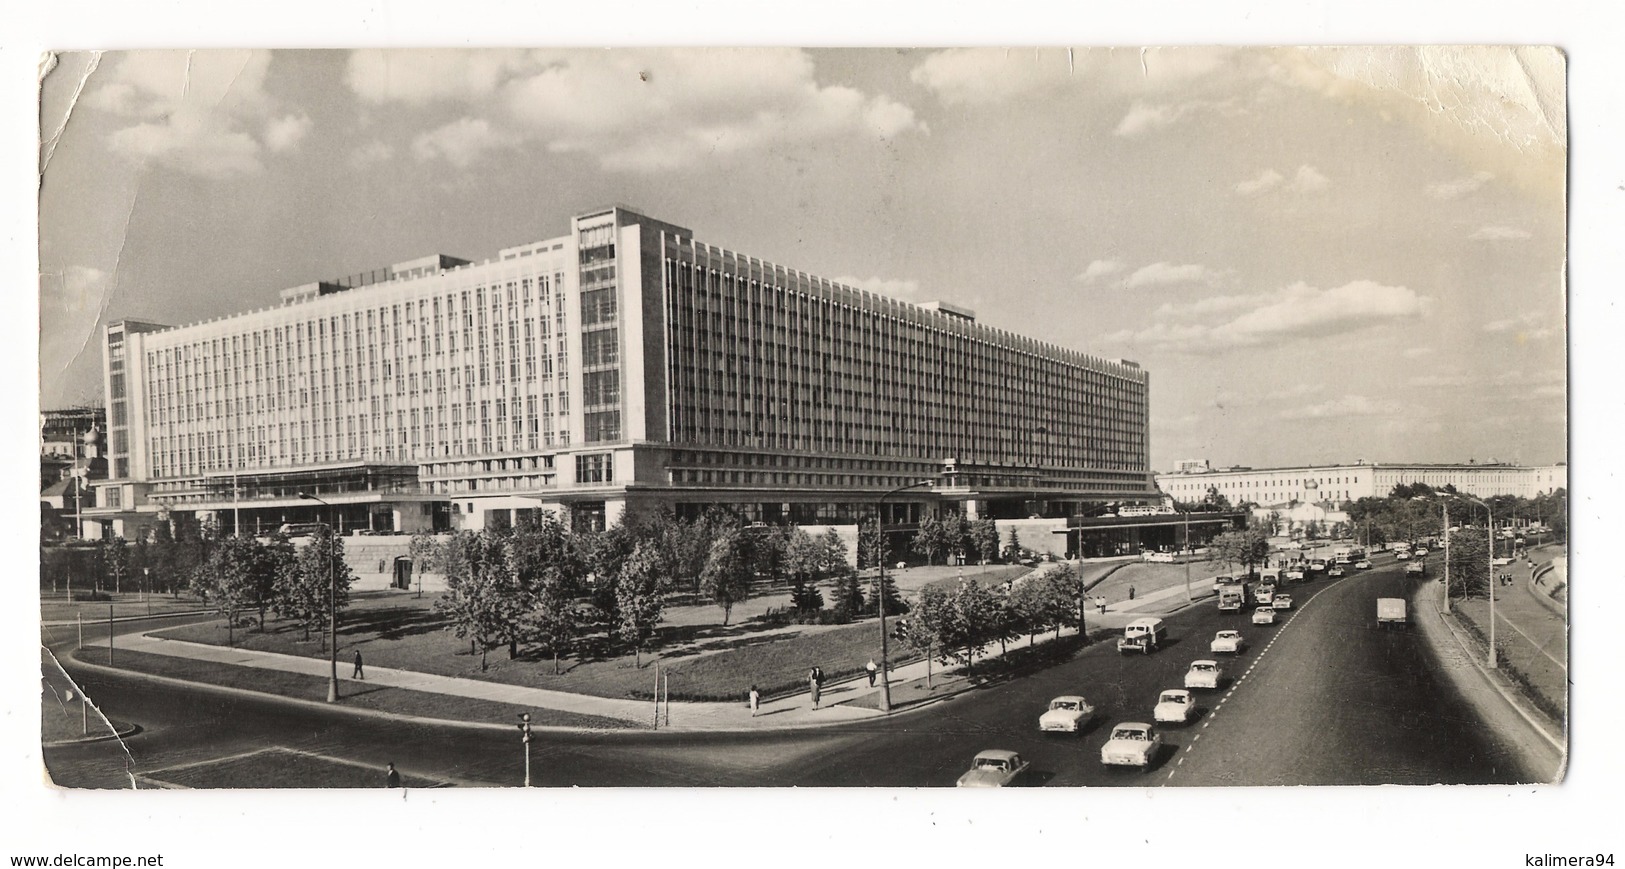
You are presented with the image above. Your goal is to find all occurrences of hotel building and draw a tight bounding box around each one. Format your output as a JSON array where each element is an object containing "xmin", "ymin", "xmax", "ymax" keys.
[{"xmin": 84, "ymin": 206, "xmax": 1155, "ymax": 540}]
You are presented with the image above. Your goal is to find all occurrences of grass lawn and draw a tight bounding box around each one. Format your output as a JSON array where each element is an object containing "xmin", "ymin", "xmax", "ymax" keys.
[
  {"xmin": 149, "ymin": 589, "xmax": 932, "ymax": 703},
  {"xmin": 41, "ymin": 593, "xmax": 210, "ymax": 624},
  {"xmin": 89, "ymin": 647, "xmax": 637, "ymax": 729}
]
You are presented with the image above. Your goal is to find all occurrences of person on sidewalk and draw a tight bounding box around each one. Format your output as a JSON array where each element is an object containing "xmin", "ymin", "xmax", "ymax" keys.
[
  {"xmin": 1128, "ymin": 585, "xmax": 1136, "ymax": 601},
  {"xmin": 865, "ymin": 659, "xmax": 878, "ymax": 687},
  {"xmin": 809, "ymin": 667, "xmax": 822, "ymax": 709},
  {"xmin": 748, "ymin": 685, "xmax": 760, "ymax": 717},
  {"xmin": 385, "ymin": 763, "xmax": 400, "ymax": 788},
  {"xmin": 1096, "ymin": 596, "xmax": 1107, "ymax": 615},
  {"xmin": 352, "ymin": 650, "xmax": 365, "ymax": 680}
]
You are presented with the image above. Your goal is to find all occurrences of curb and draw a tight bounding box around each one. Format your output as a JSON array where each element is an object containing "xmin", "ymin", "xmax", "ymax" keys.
[
  {"xmin": 42, "ymin": 721, "xmax": 142, "ymax": 749},
  {"xmin": 1414, "ymin": 592, "xmax": 1566, "ymax": 770}
]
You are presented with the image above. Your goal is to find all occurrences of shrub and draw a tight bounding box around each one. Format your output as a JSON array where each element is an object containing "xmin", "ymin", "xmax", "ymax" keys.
[{"xmin": 70, "ymin": 590, "xmax": 111, "ymax": 602}]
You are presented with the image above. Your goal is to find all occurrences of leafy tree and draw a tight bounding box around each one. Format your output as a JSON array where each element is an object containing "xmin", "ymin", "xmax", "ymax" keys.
[
  {"xmin": 193, "ymin": 535, "xmax": 260, "ymax": 647},
  {"xmin": 1203, "ymin": 486, "xmax": 1234, "ymax": 511},
  {"xmin": 699, "ymin": 528, "xmax": 755, "ymax": 626},
  {"xmin": 508, "ymin": 513, "xmax": 583, "ymax": 674},
  {"xmin": 284, "ymin": 525, "xmax": 356, "ymax": 652},
  {"xmin": 253, "ymin": 532, "xmax": 293, "ymax": 630},
  {"xmin": 913, "ymin": 514, "xmax": 950, "ymax": 565},
  {"xmin": 1007, "ymin": 575, "xmax": 1055, "ymax": 645},
  {"xmin": 784, "ymin": 529, "xmax": 828, "ymax": 615},
  {"xmin": 969, "ymin": 518, "xmax": 1000, "ymax": 565},
  {"xmin": 1208, "ymin": 526, "xmax": 1271, "ymax": 578},
  {"xmin": 944, "ymin": 580, "xmax": 1000, "ymax": 675},
  {"xmin": 1039, "ymin": 564, "xmax": 1090, "ymax": 640},
  {"xmin": 1303, "ymin": 519, "xmax": 1323, "ymax": 541},
  {"xmin": 940, "ymin": 513, "xmax": 971, "ymax": 565},
  {"xmin": 1444, "ymin": 526, "xmax": 1491, "ymax": 599},
  {"xmin": 615, "ymin": 541, "xmax": 666, "ymax": 667},
  {"xmin": 99, "ymin": 536, "xmax": 131, "ymax": 593},
  {"xmin": 433, "ymin": 531, "xmax": 515, "ymax": 670},
  {"xmin": 858, "ymin": 519, "xmax": 887, "ymax": 571},
  {"xmin": 749, "ymin": 525, "xmax": 791, "ymax": 588},
  {"xmin": 904, "ymin": 585, "xmax": 960, "ymax": 689}
]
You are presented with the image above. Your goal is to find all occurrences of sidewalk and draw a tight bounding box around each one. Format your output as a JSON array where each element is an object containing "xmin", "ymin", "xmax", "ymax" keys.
[{"xmin": 80, "ymin": 557, "xmax": 1223, "ymax": 733}]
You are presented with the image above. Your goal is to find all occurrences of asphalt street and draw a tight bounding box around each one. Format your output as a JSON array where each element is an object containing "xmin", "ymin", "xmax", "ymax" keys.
[{"xmin": 41, "ymin": 557, "xmax": 1540, "ymax": 787}]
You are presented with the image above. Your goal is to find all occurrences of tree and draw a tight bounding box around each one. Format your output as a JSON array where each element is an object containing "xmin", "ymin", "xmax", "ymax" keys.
[
  {"xmin": 1203, "ymin": 486, "xmax": 1234, "ymax": 511},
  {"xmin": 615, "ymin": 542, "xmax": 666, "ymax": 667},
  {"xmin": 1007, "ymin": 575, "xmax": 1055, "ymax": 645},
  {"xmin": 99, "ymin": 536, "xmax": 130, "ymax": 594},
  {"xmin": 699, "ymin": 528, "xmax": 755, "ymax": 626},
  {"xmin": 905, "ymin": 585, "xmax": 960, "ymax": 689},
  {"xmin": 286, "ymin": 525, "xmax": 356, "ymax": 652},
  {"xmin": 940, "ymin": 513, "xmax": 971, "ymax": 565},
  {"xmin": 193, "ymin": 534, "xmax": 260, "ymax": 647},
  {"xmin": 433, "ymin": 531, "xmax": 514, "ymax": 670},
  {"xmin": 784, "ymin": 529, "xmax": 828, "ymax": 615},
  {"xmin": 945, "ymin": 580, "xmax": 1000, "ymax": 675},
  {"xmin": 508, "ymin": 513, "xmax": 583, "ymax": 674},
  {"xmin": 1004, "ymin": 527, "xmax": 1023, "ymax": 561},
  {"xmin": 969, "ymin": 518, "xmax": 1000, "ymax": 565},
  {"xmin": 1208, "ymin": 526, "xmax": 1271, "ymax": 578},
  {"xmin": 1040, "ymin": 564, "xmax": 1090, "ymax": 640},
  {"xmin": 858, "ymin": 519, "xmax": 887, "ymax": 571},
  {"xmin": 253, "ymin": 532, "xmax": 293, "ymax": 630},
  {"xmin": 913, "ymin": 514, "xmax": 951, "ymax": 566},
  {"xmin": 1444, "ymin": 527, "xmax": 1491, "ymax": 600}
]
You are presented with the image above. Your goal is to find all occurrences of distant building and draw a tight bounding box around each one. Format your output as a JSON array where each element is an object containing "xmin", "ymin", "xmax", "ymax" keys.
[
  {"xmin": 83, "ymin": 206, "xmax": 1156, "ymax": 539},
  {"xmin": 1157, "ymin": 460, "xmax": 1566, "ymax": 508}
]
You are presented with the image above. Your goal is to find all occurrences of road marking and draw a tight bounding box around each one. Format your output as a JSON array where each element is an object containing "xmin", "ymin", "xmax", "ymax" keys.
[{"xmin": 1192, "ymin": 733, "xmax": 1200, "ymax": 741}]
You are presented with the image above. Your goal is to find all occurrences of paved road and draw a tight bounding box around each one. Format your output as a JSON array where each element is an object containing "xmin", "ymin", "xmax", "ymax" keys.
[{"xmin": 42, "ymin": 557, "xmax": 1541, "ymax": 787}]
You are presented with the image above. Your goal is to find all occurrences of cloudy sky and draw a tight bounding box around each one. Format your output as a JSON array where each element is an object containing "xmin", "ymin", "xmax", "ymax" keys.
[{"xmin": 37, "ymin": 46, "xmax": 1566, "ymax": 471}]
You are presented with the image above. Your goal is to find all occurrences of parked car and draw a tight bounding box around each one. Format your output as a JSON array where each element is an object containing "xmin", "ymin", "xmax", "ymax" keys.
[
  {"xmin": 1210, "ymin": 629, "xmax": 1246, "ymax": 654},
  {"xmin": 1272, "ymin": 593, "xmax": 1293, "ymax": 611},
  {"xmin": 1184, "ymin": 660, "xmax": 1223, "ymax": 690},
  {"xmin": 1252, "ymin": 606, "xmax": 1278, "ymax": 625},
  {"xmin": 1153, "ymin": 689, "xmax": 1196, "ymax": 724},
  {"xmin": 1039, "ymin": 696, "xmax": 1095, "ymax": 734},
  {"xmin": 956, "ymin": 750, "xmax": 1031, "ymax": 787},
  {"xmin": 1100, "ymin": 723, "xmax": 1162, "ymax": 769}
]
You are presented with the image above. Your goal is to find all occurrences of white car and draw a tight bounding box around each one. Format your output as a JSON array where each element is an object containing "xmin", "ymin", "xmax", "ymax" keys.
[
  {"xmin": 1414, "ymin": 548, "xmax": 1428, "ymax": 557},
  {"xmin": 1153, "ymin": 689, "xmax": 1196, "ymax": 724},
  {"xmin": 1210, "ymin": 629, "xmax": 1246, "ymax": 654},
  {"xmin": 1100, "ymin": 722, "xmax": 1162, "ymax": 769},
  {"xmin": 1285, "ymin": 567, "xmax": 1306, "ymax": 581},
  {"xmin": 1272, "ymin": 593, "xmax": 1294, "ymax": 611},
  {"xmin": 1039, "ymin": 696, "xmax": 1095, "ymax": 734},
  {"xmin": 1355, "ymin": 559, "xmax": 1372, "ymax": 570},
  {"xmin": 1252, "ymin": 606, "xmax": 1278, "ymax": 625},
  {"xmin": 956, "ymin": 750, "xmax": 1031, "ymax": 787},
  {"xmin": 1406, "ymin": 561, "xmax": 1425, "ymax": 575},
  {"xmin": 1396, "ymin": 551, "xmax": 1411, "ymax": 561},
  {"xmin": 1184, "ymin": 660, "xmax": 1223, "ymax": 690},
  {"xmin": 1328, "ymin": 565, "xmax": 1345, "ymax": 577}
]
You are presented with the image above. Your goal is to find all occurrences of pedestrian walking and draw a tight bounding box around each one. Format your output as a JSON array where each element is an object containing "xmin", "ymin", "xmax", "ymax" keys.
[
  {"xmin": 352, "ymin": 650, "xmax": 365, "ymax": 680},
  {"xmin": 1128, "ymin": 585, "xmax": 1136, "ymax": 601},
  {"xmin": 748, "ymin": 684, "xmax": 761, "ymax": 717},
  {"xmin": 865, "ymin": 659, "xmax": 878, "ymax": 687},
  {"xmin": 1096, "ymin": 596, "xmax": 1107, "ymax": 615},
  {"xmin": 385, "ymin": 762, "xmax": 401, "ymax": 788},
  {"xmin": 809, "ymin": 668, "xmax": 822, "ymax": 709}
]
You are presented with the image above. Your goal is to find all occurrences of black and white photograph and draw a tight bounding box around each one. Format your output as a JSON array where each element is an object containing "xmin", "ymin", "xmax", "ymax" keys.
[{"xmin": 11, "ymin": 5, "xmax": 1619, "ymax": 866}]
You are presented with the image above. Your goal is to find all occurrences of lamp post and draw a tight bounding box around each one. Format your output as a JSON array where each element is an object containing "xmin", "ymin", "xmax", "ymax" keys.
[
  {"xmin": 875, "ymin": 480, "xmax": 936, "ymax": 713},
  {"xmin": 1444, "ymin": 494, "xmax": 1496, "ymax": 668},
  {"xmin": 516, "ymin": 713, "xmax": 533, "ymax": 786},
  {"xmin": 1182, "ymin": 510, "xmax": 1193, "ymax": 602},
  {"xmin": 298, "ymin": 492, "xmax": 340, "ymax": 702}
]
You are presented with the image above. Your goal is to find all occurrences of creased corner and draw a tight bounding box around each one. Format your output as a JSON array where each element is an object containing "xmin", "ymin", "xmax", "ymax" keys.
[
  {"xmin": 42, "ymin": 645, "xmax": 139, "ymax": 789},
  {"xmin": 40, "ymin": 51, "xmax": 103, "ymax": 177}
]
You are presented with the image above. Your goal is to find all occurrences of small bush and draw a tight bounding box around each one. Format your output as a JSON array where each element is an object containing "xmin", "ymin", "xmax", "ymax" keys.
[{"xmin": 69, "ymin": 590, "xmax": 111, "ymax": 602}]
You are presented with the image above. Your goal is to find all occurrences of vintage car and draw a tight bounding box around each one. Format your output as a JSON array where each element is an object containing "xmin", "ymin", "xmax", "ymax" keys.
[
  {"xmin": 1406, "ymin": 560, "xmax": 1426, "ymax": 575},
  {"xmin": 1100, "ymin": 722, "xmax": 1162, "ymax": 769},
  {"xmin": 1327, "ymin": 565, "xmax": 1346, "ymax": 577},
  {"xmin": 1285, "ymin": 566, "xmax": 1306, "ymax": 581},
  {"xmin": 1309, "ymin": 559, "xmax": 1327, "ymax": 572},
  {"xmin": 1116, "ymin": 618, "xmax": 1167, "ymax": 655},
  {"xmin": 1153, "ymin": 689, "xmax": 1196, "ymax": 724},
  {"xmin": 1355, "ymin": 559, "xmax": 1373, "ymax": 570},
  {"xmin": 1414, "ymin": 547, "xmax": 1429, "ymax": 557},
  {"xmin": 1395, "ymin": 550, "xmax": 1411, "ymax": 561},
  {"xmin": 1184, "ymin": 660, "xmax": 1223, "ymax": 690},
  {"xmin": 1039, "ymin": 696, "xmax": 1095, "ymax": 734},
  {"xmin": 1252, "ymin": 605, "xmax": 1278, "ymax": 625},
  {"xmin": 1272, "ymin": 593, "xmax": 1294, "ymax": 610},
  {"xmin": 956, "ymin": 750, "xmax": 1031, "ymax": 787},
  {"xmin": 1210, "ymin": 629, "xmax": 1246, "ymax": 654}
]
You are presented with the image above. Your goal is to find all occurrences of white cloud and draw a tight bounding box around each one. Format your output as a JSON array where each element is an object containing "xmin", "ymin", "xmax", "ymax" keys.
[
  {"xmin": 1470, "ymin": 225, "xmax": 1531, "ymax": 241},
  {"xmin": 1402, "ymin": 347, "xmax": 1435, "ymax": 358},
  {"xmin": 1111, "ymin": 279, "xmax": 1430, "ymax": 353},
  {"xmin": 909, "ymin": 47, "xmax": 1233, "ymax": 107},
  {"xmin": 1265, "ymin": 382, "xmax": 1325, "ymax": 401},
  {"xmin": 348, "ymin": 49, "xmax": 924, "ymax": 173},
  {"xmin": 1408, "ymin": 373, "xmax": 1475, "ymax": 388},
  {"xmin": 1279, "ymin": 394, "xmax": 1403, "ymax": 421},
  {"xmin": 1114, "ymin": 102, "xmax": 1188, "ymax": 137},
  {"xmin": 263, "ymin": 114, "xmax": 312, "ymax": 152},
  {"xmin": 347, "ymin": 49, "xmax": 534, "ymax": 105},
  {"xmin": 1289, "ymin": 165, "xmax": 1330, "ymax": 193},
  {"xmin": 85, "ymin": 50, "xmax": 301, "ymax": 178},
  {"xmin": 1235, "ymin": 169, "xmax": 1283, "ymax": 195},
  {"xmin": 348, "ymin": 140, "xmax": 395, "ymax": 169},
  {"xmin": 411, "ymin": 118, "xmax": 518, "ymax": 168},
  {"xmin": 832, "ymin": 275, "xmax": 922, "ymax": 301},
  {"xmin": 1426, "ymin": 170, "xmax": 1494, "ymax": 200},
  {"xmin": 1235, "ymin": 165, "xmax": 1327, "ymax": 195},
  {"xmin": 1126, "ymin": 262, "xmax": 1224, "ymax": 288},
  {"xmin": 1076, "ymin": 259, "xmax": 1124, "ymax": 283}
]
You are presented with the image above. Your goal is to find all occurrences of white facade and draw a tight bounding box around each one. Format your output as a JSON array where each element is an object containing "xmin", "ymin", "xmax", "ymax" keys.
[{"xmin": 1158, "ymin": 462, "xmax": 1566, "ymax": 508}]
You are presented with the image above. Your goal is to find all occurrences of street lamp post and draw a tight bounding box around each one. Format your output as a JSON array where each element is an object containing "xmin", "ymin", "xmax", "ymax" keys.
[
  {"xmin": 875, "ymin": 480, "xmax": 936, "ymax": 713},
  {"xmin": 1182, "ymin": 510, "xmax": 1193, "ymax": 602},
  {"xmin": 516, "ymin": 713, "xmax": 533, "ymax": 786},
  {"xmin": 298, "ymin": 492, "xmax": 340, "ymax": 702}
]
